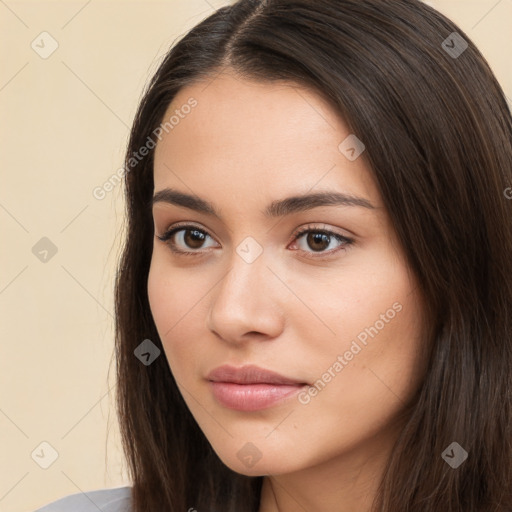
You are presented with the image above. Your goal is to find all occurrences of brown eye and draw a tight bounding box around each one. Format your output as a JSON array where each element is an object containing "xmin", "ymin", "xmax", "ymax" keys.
[
  {"xmin": 305, "ymin": 232, "xmax": 331, "ymax": 252},
  {"xmin": 291, "ymin": 226, "xmax": 354, "ymax": 259},
  {"xmin": 182, "ymin": 229, "xmax": 207, "ymax": 249},
  {"xmin": 157, "ymin": 223, "xmax": 354, "ymax": 259},
  {"xmin": 157, "ymin": 225, "xmax": 217, "ymax": 254}
]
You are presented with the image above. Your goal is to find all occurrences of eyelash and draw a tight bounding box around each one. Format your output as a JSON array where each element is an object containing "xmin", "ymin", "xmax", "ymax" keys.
[{"xmin": 156, "ymin": 222, "xmax": 354, "ymax": 260}]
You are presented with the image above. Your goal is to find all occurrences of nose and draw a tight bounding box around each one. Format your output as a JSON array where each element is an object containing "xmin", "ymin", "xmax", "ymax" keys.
[{"xmin": 206, "ymin": 245, "xmax": 285, "ymax": 345}]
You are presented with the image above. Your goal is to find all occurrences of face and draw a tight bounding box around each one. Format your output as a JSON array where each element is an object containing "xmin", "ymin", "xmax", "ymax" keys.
[{"xmin": 148, "ymin": 69, "xmax": 427, "ymax": 477}]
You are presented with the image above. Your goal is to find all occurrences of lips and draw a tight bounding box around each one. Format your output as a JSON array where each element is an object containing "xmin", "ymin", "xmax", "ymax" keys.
[
  {"xmin": 206, "ymin": 364, "xmax": 307, "ymax": 386},
  {"xmin": 206, "ymin": 364, "xmax": 308, "ymax": 411}
]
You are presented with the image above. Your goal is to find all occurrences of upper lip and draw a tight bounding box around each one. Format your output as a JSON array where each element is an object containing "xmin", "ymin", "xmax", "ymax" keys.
[{"xmin": 207, "ymin": 364, "xmax": 307, "ymax": 385}]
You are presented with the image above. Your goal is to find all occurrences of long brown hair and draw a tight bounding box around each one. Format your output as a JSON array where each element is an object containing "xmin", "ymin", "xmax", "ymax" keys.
[{"xmin": 113, "ymin": 1, "xmax": 512, "ymax": 510}]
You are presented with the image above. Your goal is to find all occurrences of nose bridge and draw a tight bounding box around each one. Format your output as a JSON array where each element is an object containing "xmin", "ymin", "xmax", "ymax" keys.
[
  {"xmin": 207, "ymin": 234, "xmax": 283, "ymax": 338},
  {"xmin": 218, "ymin": 235, "xmax": 269, "ymax": 306}
]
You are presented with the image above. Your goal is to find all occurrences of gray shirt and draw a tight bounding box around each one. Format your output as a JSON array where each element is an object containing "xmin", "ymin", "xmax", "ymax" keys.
[{"xmin": 33, "ymin": 486, "xmax": 132, "ymax": 512}]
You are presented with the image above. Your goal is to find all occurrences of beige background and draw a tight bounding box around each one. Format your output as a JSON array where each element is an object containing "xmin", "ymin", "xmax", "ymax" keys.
[{"xmin": 0, "ymin": 1, "xmax": 511, "ymax": 511}]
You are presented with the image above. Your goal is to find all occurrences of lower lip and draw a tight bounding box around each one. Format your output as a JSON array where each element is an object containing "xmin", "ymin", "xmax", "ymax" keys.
[{"xmin": 208, "ymin": 381, "xmax": 307, "ymax": 411}]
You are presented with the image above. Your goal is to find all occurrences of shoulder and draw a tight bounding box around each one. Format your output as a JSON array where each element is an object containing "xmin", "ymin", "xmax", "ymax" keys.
[{"xmin": 33, "ymin": 486, "xmax": 132, "ymax": 512}]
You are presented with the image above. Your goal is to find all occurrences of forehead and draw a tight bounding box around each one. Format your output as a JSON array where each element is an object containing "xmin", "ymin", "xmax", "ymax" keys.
[{"xmin": 153, "ymin": 70, "xmax": 380, "ymax": 208}]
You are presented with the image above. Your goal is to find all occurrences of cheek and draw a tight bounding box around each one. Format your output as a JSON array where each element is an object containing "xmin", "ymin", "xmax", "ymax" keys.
[
  {"xmin": 312, "ymin": 251, "xmax": 417, "ymax": 353},
  {"xmin": 315, "ymin": 250, "xmax": 426, "ymax": 400},
  {"xmin": 147, "ymin": 254, "xmax": 195, "ymax": 333},
  {"xmin": 147, "ymin": 259, "xmax": 186, "ymax": 358},
  {"xmin": 341, "ymin": 294, "xmax": 424, "ymax": 413},
  {"xmin": 294, "ymin": 294, "xmax": 425, "ymax": 458},
  {"xmin": 147, "ymin": 257, "xmax": 207, "ymax": 378},
  {"xmin": 147, "ymin": 260, "xmax": 169, "ymax": 329}
]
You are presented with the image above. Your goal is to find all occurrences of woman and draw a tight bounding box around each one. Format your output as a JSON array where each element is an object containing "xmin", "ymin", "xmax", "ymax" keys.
[{"xmin": 35, "ymin": 0, "xmax": 512, "ymax": 511}]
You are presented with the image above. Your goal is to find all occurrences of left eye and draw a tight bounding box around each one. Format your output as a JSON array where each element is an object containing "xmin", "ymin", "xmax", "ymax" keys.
[
  {"xmin": 156, "ymin": 224, "xmax": 354, "ymax": 258},
  {"xmin": 292, "ymin": 228, "xmax": 352, "ymax": 255}
]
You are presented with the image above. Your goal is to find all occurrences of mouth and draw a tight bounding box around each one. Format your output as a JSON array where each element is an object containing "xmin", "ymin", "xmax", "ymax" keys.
[{"xmin": 206, "ymin": 364, "xmax": 309, "ymax": 411}]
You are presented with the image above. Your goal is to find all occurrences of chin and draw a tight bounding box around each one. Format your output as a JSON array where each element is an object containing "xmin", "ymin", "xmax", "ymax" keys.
[{"xmin": 214, "ymin": 446, "xmax": 302, "ymax": 477}]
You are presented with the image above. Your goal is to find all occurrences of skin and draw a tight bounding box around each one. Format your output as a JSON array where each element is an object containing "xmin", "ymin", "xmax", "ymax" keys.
[{"xmin": 148, "ymin": 68, "xmax": 428, "ymax": 512}]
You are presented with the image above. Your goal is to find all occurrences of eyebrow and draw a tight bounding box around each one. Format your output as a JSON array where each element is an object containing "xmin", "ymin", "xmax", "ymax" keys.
[{"xmin": 151, "ymin": 187, "xmax": 375, "ymax": 219}]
